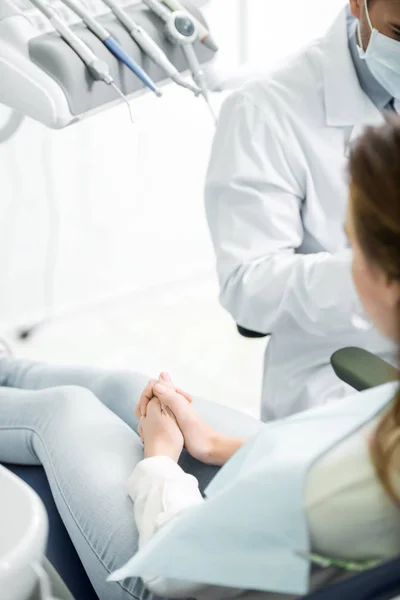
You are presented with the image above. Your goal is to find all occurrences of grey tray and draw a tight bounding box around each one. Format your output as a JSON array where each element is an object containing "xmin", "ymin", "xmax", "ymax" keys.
[{"xmin": 28, "ymin": 1, "xmax": 215, "ymax": 115}]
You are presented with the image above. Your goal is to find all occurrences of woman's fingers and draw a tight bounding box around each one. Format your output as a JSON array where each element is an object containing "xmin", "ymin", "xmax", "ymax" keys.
[
  {"xmin": 138, "ymin": 399, "xmax": 162, "ymax": 443},
  {"xmin": 159, "ymin": 372, "xmax": 173, "ymax": 385},
  {"xmin": 136, "ymin": 374, "xmax": 192, "ymax": 421},
  {"xmin": 136, "ymin": 379, "xmax": 157, "ymax": 419},
  {"xmin": 153, "ymin": 383, "xmax": 186, "ymax": 400},
  {"xmin": 152, "ymin": 383, "xmax": 188, "ymax": 419},
  {"xmin": 159, "ymin": 372, "xmax": 193, "ymax": 403},
  {"xmin": 146, "ymin": 396, "xmax": 162, "ymax": 415},
  {"xmin": 176, "ymin": 387, "xmax": 193, "ymax": 403},
  {"xmin": 138, "ymin": 419, "xmax": 144, "ymax": 443}
]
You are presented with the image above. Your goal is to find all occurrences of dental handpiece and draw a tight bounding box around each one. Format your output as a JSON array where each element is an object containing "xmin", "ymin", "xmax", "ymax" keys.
[
  {"xmin": 161, "ymin": 0, "xmax": 218, "ymax": 52},
  {"xmin": 153, "ymin": 2, "xmax": 216, "ymax": 122},
  {"xmin": 142, "ymin": 0, "xmax": 172, "ymax": 22},
  {"xmin": 182, "ymin": 43, "xmax": 217, "ymax": 123},
  {"xmin": 100, "ymin": 0, "xmax": 200, "ymax": 94},
  {"xmin": 28, "ymin": 0, "xmax": 135, "ymax": 122},
  {"xmin": 143, "ymin": 0, "xmax": 216, "ymax": 121},
  {"xmin": 59, "ymin": 0, "xmax": 162, "ymax": 96}
]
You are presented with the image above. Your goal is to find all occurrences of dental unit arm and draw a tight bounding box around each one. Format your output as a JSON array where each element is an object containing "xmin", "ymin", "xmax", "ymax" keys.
[{"xmin": 0, "ymin": 0, "xmax": 216, "ymax": 129}]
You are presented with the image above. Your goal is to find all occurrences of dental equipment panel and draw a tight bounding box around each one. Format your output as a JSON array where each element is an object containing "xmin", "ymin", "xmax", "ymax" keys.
[
  {"xmin": 0, "ymin": 0, "xmax": 216, "ymax": 129},
  {"xmin": 28, "ymin": 0, "xmax": 136, "ymax": 122}
]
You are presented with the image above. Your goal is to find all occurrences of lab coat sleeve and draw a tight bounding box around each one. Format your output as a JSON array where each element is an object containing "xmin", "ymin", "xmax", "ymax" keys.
[
  {"xmin": 127, "ymin": 457, "xmax": 245, "ymax": 599},
  {"xmin": 205, "ymin": 90, "xmax": 360, "ymax": 337}
]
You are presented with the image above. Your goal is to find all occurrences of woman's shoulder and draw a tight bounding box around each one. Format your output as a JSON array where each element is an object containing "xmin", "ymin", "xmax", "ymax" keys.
[{"xmin": 306, "ymin": 411, "xmax": 400, "ymax": 561}]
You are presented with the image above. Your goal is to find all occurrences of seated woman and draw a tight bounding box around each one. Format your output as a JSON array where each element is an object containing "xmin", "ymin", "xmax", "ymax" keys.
[{"xmin": 1, "ymin": 117, "xmax": 400, "ymax": 600}]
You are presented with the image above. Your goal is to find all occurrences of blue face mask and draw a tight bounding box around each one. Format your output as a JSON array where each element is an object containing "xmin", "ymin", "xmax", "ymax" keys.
[{"xmin": 357, "ymin": 0, "xmax": 400, "ymax": 99}]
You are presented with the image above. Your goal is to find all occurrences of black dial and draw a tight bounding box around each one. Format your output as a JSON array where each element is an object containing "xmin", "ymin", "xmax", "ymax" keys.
[{"xmin": 174, "ymin": 15, "xmax": 195, "ymax": 37}]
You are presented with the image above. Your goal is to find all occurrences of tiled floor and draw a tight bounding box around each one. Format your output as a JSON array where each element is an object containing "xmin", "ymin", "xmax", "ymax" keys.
[{"xmin": 11, "ymin": 273, "xmax": 267, "ymax": 418}]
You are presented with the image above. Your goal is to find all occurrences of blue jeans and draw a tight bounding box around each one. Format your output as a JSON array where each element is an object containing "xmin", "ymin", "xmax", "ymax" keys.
[{"xmin": 0, "ymin": 359, "xmax": 261, "ymax": 600}]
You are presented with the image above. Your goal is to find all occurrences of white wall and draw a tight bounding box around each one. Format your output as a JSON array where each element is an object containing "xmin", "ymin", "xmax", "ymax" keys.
[
  {"xmin": 242, "ymin": 0, "xmax": 347, "ymax": 67},
  {"xmin": 0, "ymin": 91, "xmax": 218, "ymax": 330}
]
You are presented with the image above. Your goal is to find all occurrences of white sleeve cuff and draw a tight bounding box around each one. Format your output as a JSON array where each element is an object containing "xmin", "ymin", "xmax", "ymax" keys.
[
  {"xmin": 127, "ymin": 456, "xmax": 203, "ymax": 549},
  {"xmin": 127, "ymin": 456, "xmax": 190, "ymax": 497}
]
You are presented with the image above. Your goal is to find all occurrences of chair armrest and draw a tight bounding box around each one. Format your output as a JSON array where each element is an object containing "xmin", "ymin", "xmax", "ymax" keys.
[
  {"xmin": 331, "ymin": 347, "xmax": 399, "ymax": 392},
  {"xmin": 237, "ymin": 325, "xmax": 268, "ymax": 339}
]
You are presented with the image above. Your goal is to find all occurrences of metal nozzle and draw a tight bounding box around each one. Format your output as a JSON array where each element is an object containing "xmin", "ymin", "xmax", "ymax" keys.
[
  {"xmin": 201, "ymin": 34, "xmax": 218, "ymax": 53},
  {"xmin": 88, "ymin": 60, "xmax": 113, "ymax": 84},
  {"xmin": 202, "ymin": 93, "xmax": 217, "ymax": 124},
  {"xmin": 110, "ymin": 82, "xmax": 135, "ymax": 123},
  {"xmin": 171, "ymin": 74, "xmax": 201, "ymax": 95}
]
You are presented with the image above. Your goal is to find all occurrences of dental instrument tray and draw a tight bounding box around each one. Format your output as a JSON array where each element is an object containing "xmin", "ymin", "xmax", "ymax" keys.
[{"xmin": 0, "ymin": 0, "xmax": 215, "ymax": 128}]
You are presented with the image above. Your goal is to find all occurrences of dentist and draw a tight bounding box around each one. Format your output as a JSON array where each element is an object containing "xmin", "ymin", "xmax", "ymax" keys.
[{"xmin": 205, "ymin": 0, "xmax": 400, "ymax": 420}]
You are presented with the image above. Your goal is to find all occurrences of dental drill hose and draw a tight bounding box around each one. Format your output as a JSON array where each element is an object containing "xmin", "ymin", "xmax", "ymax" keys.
[
  {"xmin": 29, "ymin": 0, "xmax": 112, "ymax": 84},
  {"xmin": 59, "ymin": 0, "xmax": 162, "ymax": 96},
  {"xmin": 45, "ymin": 16, "xmax": 113, "ymax": 87},
  {"xmin": 182, "ymin": 43, "xmax": 216, "ymax": 122},
  {"xmin": 100, "ymin": 0, "xmax": 200, "ymax": 95},
  {"xmin": 143, "ymin": 0, "xmax": 216, "ymax": 120},
  {"xmin": 30, "ymin": 2, "xmax": 94, "ymax": 66},
  {"xmin": 28, "ymin": 0, "xmax": 134, "ymax": 121}
]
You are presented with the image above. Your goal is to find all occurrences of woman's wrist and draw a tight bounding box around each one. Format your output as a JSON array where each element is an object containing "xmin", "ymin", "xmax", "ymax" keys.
[
  {"xmin": 144, "ymin": 441, "xmax": 181, "ymax": 463},
  {"xmin": 209, "ymin": 434, "xmax": 247, "ymax": 466}
]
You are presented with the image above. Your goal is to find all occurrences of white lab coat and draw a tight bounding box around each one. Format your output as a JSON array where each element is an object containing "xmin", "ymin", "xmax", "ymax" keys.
[{"xmin": 205, "ymin": 8, "xmax": 395, "ymax": 420}]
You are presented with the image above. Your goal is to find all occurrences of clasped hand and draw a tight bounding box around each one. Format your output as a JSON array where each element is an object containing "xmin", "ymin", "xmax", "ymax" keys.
[{"xmin": 135, "ymin": 373, "xmax": 220, "ymax": 465}]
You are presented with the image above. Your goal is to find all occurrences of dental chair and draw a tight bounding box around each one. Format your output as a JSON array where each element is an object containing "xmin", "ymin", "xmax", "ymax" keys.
[
  {"xmin": 237, "ymin": 328, "xmax": 400, "ymax": 600},
  {"xmin": 0, "ymin": 464, "xmax": 75, "ymax": 600},
  {"xmin": 330, "ymin": 346, "xmax": 400, "ymax": 391},
  {"xmin": 4, "ymin": 464, "xmax": 98, "ymax": 600},
  {"xmin": 5, "ymin": 345, "xmax": 400, "ymax": 600}
]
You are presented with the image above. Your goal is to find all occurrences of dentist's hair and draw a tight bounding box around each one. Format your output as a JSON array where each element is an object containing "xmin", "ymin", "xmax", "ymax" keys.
[{"xmin": 349, "ymin": 114, "xmax": 400, "ymax": 504}]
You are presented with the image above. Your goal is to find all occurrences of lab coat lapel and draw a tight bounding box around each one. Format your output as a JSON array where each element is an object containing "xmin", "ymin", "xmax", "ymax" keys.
[
  {"xmin": 346, "ymin": 110, "xmax": 383, "ymax": 157},
  {"xmin": 322, "ymin": 7, "xmax": 384, "ymax": 157},
  {"xmin": 110, "ymin": 384, "xmax": 395, "ymax": 596}
]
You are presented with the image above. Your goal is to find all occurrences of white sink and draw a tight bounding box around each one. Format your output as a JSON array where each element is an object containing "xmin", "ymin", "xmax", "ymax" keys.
[{"xmin": 0, "ymin": 466, "xmax": 48, "ymax": 600}]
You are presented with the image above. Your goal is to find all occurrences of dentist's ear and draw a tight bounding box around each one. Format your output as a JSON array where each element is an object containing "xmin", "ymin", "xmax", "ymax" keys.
[{"xmin": 349, "ymin": 0, "xmax": 362, "ymax": 19}]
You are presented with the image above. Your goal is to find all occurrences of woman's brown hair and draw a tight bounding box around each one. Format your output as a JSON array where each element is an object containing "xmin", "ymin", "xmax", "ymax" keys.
[{"xmin": 349, "ymin": 115, "xmax": 400, "ymax": 503}]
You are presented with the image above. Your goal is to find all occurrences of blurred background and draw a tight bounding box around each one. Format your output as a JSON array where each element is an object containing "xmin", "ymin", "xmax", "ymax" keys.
[{"xmin": 0, "ymin": 0, "xmax": 346, "ymax": 416}]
